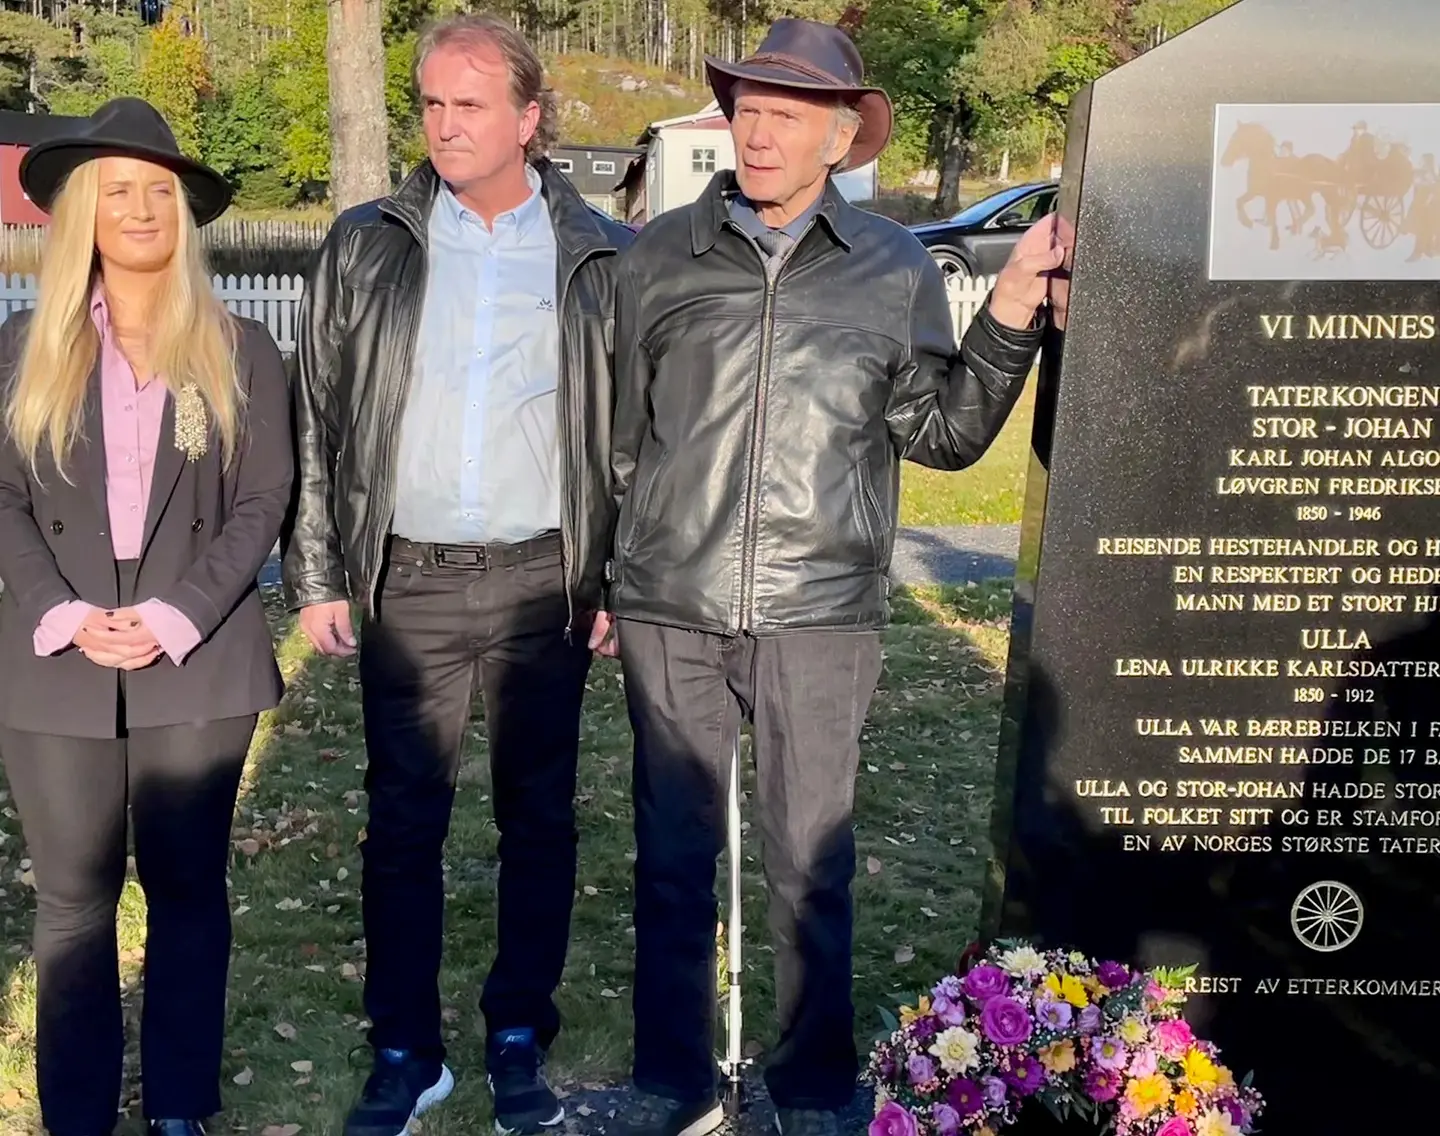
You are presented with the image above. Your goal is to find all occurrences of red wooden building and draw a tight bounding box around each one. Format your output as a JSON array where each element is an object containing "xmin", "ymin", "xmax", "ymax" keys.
[{"xmin": 0, "ymin": 110, "xmax": 86, "ymax": 225}]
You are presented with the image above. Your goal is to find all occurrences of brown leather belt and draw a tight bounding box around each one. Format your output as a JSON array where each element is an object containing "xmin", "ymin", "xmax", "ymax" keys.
[{"xmin": 389, "ymin": 531, "xmax": 561, "ymax": 571}]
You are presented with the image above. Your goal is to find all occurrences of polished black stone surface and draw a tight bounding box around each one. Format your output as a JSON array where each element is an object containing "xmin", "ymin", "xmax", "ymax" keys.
[{"xmin": 984, "ymin": 1, "xmax": 1440, "ymax": 1131}]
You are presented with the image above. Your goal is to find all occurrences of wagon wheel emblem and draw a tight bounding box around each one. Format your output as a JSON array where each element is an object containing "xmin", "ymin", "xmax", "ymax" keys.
[{"xmin": 1290, "ymin": 881, "xmax": 1364, "ymax": 952}]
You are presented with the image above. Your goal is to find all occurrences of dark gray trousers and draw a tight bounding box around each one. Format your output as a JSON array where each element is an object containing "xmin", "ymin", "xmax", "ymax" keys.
[{"xmin": 618, "ymin": 618, "xmax": 883, "ymax": 1110}]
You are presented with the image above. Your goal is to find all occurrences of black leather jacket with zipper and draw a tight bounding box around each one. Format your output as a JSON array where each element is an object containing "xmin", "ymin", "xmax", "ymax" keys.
[
  {"xmin": 282, "ymin": 158, "xmax": 633, "ymax": 635},
  {"xmin": 608, "ymin": 172, "xmax": 1043, "ymax": 635}
]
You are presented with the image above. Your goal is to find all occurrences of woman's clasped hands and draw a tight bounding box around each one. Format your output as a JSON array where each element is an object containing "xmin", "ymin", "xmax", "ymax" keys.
[{"xmin": 72, "ymin": 606, "xmax": 162, "ymax": 669}]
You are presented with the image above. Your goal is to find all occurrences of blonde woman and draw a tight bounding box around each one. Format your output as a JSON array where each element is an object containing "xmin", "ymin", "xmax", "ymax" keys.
[{"xmin": 0, "ymin": 98, "xmax": 292, "ymax": 1136}]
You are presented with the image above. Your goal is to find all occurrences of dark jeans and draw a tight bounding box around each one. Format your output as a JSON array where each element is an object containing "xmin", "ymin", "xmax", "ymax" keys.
[
  {"xmin": 0, "ymin": 715, "xmax": 255, "ymax": 1136},
  {"xmin": 618, "ymin": 619, "xmax": 883, "ymax": 1111},
  {"xmin": 358, "ymin": 534, "xmax": 592, "ymax": 1061}
]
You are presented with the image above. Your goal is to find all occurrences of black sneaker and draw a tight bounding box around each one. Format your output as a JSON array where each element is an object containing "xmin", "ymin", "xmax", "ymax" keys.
[
  {"xmin": 343, "ymin": 1048, "xmax": 455, "ymax": 1136},
  {"xmin": 774, "ymin": 1110, "xmax": 840, "ymax": 1136},
  {"xmin": 487, "ymin": 1027, "xmax": 564, "ymax": 1135},
  {"xmin": 612, "ymin": 1091, "xmax": 724, "ymax": 1136}
]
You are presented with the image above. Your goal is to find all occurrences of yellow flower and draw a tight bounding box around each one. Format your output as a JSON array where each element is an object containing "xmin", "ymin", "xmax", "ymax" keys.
[
  {"xmin": 1195, "ymin": 1109, "xmax": 1242, "ymax": 1136},
  {"xmin": 977, "ymin": 1129, "xmax": 997, "ymax": 1136},
  {"xmin": 1060, "ymin": 974, "xmax": 1090, "ymax": 1007},
  {"xmin": 1123, "ymin": 1073, "xmax": 1173, "ymax": 1118},
  {"xmin": 1081, "ymin": 975, "xmax": 1106, "ymax": 998},
  {"xmin": 1039, "ymin": 1040, "xmax": 1077, "ymax": 1074},
  {"xmin": 1118, "ymin": 1017, "xmax": 1149, "ymax": 1045},
  {"xmin": 1040, "ymin": 972, "xmax": 1090, "ymax": 1007},
  {"xmin": 1175, "ymin": 1089, "xmax": 1199, "ymax": 1117},
  {"xmin": 1216, "ymin": 1064, "xmax": 1235, "ymax": 1091},
  {"xmin": 900, "ymin": 995, "xmax": 931, "ymax": 1027},
  {"xmin": 1183, "ymin": 1048, "xmax": 1221, "ymax": 1092}
]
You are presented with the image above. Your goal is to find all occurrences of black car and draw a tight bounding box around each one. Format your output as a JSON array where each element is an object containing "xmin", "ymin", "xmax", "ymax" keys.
[{"xmin": 908, "ymin": 181, "xmax": 1058, "ymax": 279}]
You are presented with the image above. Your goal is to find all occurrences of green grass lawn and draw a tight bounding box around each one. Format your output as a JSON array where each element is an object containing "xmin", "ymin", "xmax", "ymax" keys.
[
  {"xmin": 898, "ymin": 383, "xmax": 1034, "ymax": 528},
  {"xmin": 0, "ymin": 582, "xmax": 1013, "ymax": 1134}
]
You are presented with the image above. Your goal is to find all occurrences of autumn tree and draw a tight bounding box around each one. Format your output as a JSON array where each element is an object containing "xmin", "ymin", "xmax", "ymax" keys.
[{"xmin": 138, "ymin": 8, "xmax": 211, "ymax": 155}]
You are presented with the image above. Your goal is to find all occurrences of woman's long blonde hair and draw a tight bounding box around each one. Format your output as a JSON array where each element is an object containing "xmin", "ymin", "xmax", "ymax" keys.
[{"xmin": 3, "ymin": 159, "xmax": 243, "ymax": 479}]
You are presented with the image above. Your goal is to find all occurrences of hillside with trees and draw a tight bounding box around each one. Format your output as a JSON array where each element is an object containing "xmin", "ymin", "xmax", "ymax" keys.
[{"xmin": 0, "ymin": 0, "xmax": 1234, "ymax": 213}]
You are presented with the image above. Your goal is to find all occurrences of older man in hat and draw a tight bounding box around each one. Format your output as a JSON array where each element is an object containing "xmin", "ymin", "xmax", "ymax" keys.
[{"xmin": 592, "ymin": 16, "xmax": 1062, "ymax": 1136}]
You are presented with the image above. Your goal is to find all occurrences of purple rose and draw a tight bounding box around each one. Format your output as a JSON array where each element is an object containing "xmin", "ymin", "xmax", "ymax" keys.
[
  {"xmin": 907, "ymin": 1054, "xmax": 937, "ymax": 1086},
  {"xmin": 980, "ymin": 996, "xmax": 1033, "ymax": 1047},
  {"xmin": 1034, "ymin": 998, "xmax": 1072, "ymax": 1030},
  {"xmin": 931, "ymin": 994, "xmax": 967, "ymax": 1028},
  {"xmin": 1085, "ymin": 1067, "xmax": 1121, "ymax": 1103},
  {"xmin": 931, "ymin": 1103, "xmax": 960, "ymax": 1136},
  {"xmin": 1096, "ymin": 961, "xmax": 1131, "ymax": 988},
  {"xmin": 1076, "ymin": 1004, "xmax": 1103, "ymax": 1035},
  {"xmin": 981, "ymin": 1076, "xmax": 1008, "ymax": 1109},
  {"xmin": 1002, "ymin": 1056, "xmax": 1045, "ymax": 1097},
  {"xmin": 912, "ymin": 1015, "xmax": 939, "ymax": 1044},
  {"xmin": 946, "ymin": 1078, "xmax": 984, "ymax": 1117},
  {"xmin": 869, "ymin": 1101, "xmax": 918, "ymax": 1136},
  {"xmin": 962, "ymin": 964, "xmax": 1010, "ymax": 1004},
  {"xmin": 1090, "ymin": 1036, "xmax": 1127, "ymax": 1071}
]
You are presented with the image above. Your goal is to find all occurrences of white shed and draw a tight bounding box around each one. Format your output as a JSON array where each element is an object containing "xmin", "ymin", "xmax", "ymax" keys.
[{"xmin": 617, "ymin": 101, "xmax": 879, "ymax": 225}]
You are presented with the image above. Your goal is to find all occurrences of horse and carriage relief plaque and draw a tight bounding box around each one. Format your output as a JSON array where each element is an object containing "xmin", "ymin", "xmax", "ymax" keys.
[{"xmin": 1210, "ymin": 103, "xmax": 1440, "ymax": 279}]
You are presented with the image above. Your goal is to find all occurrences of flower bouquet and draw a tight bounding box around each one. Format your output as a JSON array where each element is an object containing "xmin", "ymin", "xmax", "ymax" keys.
[{"xmin": 866, "ymin": 939, "xmax": 1264, "ymax": 1136}]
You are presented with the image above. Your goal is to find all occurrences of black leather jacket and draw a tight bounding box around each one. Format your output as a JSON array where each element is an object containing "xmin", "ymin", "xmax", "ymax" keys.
[
  {"xmin": 609, "ymin": 173, "xmax": 1043, "ymax": 634},
  {"xmin": 282, "ymin": 158, "xmax": 633, "ymax": 634}
]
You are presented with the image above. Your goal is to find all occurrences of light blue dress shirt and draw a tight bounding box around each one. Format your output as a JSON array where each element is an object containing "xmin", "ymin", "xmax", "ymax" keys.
[{"xmin": 391, "ymin": 165, "xmax": 561, "ymax": 545}]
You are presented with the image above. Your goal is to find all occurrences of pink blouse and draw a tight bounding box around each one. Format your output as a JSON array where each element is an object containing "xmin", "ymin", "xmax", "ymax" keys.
[{"xmin": 31, "ymin": 291, "xmax": 202, "ymax": 664}]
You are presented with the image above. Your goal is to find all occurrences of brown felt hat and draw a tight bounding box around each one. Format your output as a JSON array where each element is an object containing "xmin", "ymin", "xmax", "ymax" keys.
[{"xmin": 704, "ymin": 18, "xmax": 893, "ymax": 171}]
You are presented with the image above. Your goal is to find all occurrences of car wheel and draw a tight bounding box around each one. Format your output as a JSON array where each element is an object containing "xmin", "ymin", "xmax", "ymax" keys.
[{"xmin": 929, "ymin": 246, "xmax": 974, "ymax": 281}]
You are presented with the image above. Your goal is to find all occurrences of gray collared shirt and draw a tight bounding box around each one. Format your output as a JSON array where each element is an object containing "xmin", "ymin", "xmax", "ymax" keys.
[
  {"xmin": 727, "ymin": 190, "xmax": 823, "ymax": 244},
  {"xmin": 391, "ymin": 165, "xmax": 561, "ymax": 545}
]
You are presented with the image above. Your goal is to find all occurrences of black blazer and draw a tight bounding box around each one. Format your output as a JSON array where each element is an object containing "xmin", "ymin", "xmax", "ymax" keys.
[{"xmin": 0, "ymin": 309, "xmax": 293, "ymax": 738}]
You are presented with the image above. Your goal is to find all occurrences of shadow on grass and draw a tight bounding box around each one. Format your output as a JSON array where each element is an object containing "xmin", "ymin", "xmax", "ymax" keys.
[{"xmin": 0, "ymin": 578, "xmax": 1019, "ymax": 1136}]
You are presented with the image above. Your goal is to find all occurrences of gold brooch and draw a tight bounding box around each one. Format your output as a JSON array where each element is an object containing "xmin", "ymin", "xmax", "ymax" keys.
[{"xmin": 173, "ymin": 382, "xmax": 209, "ymax": 462}]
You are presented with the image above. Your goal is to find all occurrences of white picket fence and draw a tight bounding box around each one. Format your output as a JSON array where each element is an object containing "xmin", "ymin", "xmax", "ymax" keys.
[
  {"xmin": 0, "ymin": 273, "xmax": 306, "ymax": 355},
  {"xmin": 0, "ymin": 270, "xmax": 997, "ymax": 356}
]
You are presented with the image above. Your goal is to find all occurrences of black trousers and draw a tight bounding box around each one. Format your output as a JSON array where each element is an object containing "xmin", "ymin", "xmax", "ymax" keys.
[
  {"xmin": 358, "ymin": 535, "xmax": 592, "ymax": 1061},
  {"xmin": 618, "ymin": 619, "xmax": 884, "ymax": 1111},
  {"xmin": 0, "ymin": 715, "xmax": 255, "ymax": 1135}
]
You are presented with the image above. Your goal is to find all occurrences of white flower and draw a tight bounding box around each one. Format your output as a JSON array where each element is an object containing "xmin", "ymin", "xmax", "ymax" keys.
[
  {"xmin": 929, "ymin": 1026, "xmax": 980, "ymax": 1075},
  {"xmin": 1194, "ymin": 1109, "xmax": 1242, "ymax": 1136},
  {"xmin": 999, "ymin": 946, "xmax": 1047, "ymax": 978},
  {"xmin": 1068, "ymin": 951, "xmax": 1089, "ymax": 969}
]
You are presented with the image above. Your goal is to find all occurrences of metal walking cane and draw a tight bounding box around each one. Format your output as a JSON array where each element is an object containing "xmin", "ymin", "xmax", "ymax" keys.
[{"xmin": 719, "ymin": 736, "xmax": 751, "ymax": 1116}]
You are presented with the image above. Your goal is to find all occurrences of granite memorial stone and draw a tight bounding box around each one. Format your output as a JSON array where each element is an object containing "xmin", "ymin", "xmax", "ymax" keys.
[{"xmin": 984, "ymin": 1, "xmax": 1440, "ymax": 1131}]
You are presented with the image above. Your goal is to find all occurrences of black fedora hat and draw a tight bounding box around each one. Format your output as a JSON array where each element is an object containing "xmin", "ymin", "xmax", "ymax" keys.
[
  {"xmin": 20, "ymin": 97, "xmax": 232, "ymax": 226},
  {"xmin": 704, "ymin": 18, "xmax": 893, "ymax": 171}
]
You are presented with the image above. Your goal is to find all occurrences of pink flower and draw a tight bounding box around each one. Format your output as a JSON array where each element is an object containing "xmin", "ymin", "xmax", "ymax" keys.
[
  {"xmin": 1156, "ymin": 1119, "xmax": 1193, "ymax": 1136},
  {"xmin": 1128, "ymin": 1048, "xmax": 1157, "ymax": 1078},
  {"xmin": 869, "ymin": 1101, "xmax": 918, "ymax": 1136},
  {"xmin": 1154, "ymin": 1020, "xmax": 1194, "ymax": 1059}
]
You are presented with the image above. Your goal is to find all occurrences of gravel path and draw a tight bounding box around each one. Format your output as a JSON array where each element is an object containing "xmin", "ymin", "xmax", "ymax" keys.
[
  {"xmin": 889, "ymin": 522, "xmax": 1019, "ymax": 586},
  {"xmin": 255, "ymin": 524, "xmax": 1019, "ymax": 592}
]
